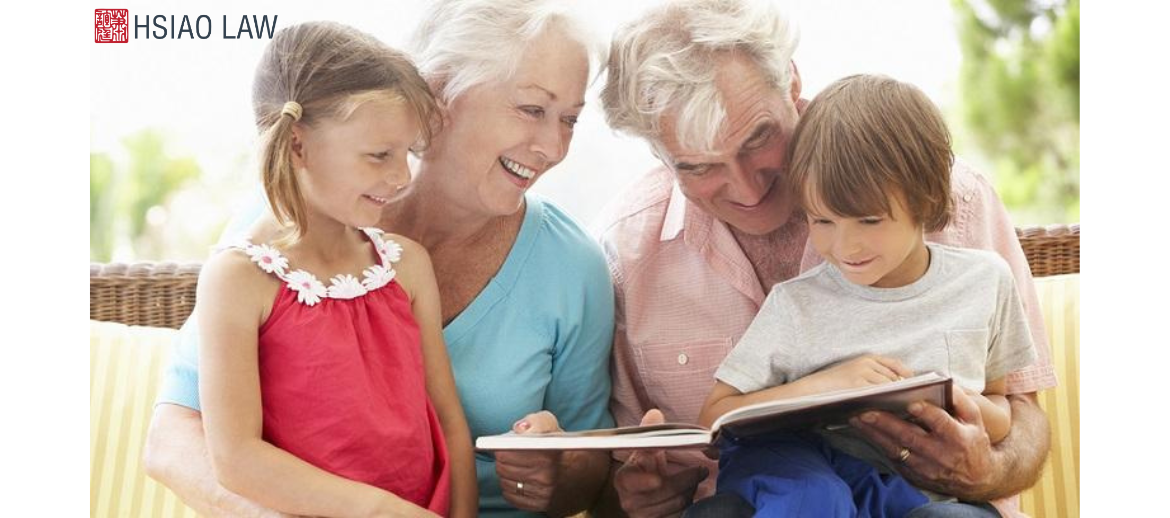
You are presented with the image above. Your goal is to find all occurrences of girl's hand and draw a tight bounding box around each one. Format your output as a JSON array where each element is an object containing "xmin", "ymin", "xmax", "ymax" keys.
[
  {"xmin": 797, "ymin": 355, "xmax": 913, "ymax": 395},
  {"xmin": 495, "ymin": 411, "xmax": 564, "ymax": 512}
]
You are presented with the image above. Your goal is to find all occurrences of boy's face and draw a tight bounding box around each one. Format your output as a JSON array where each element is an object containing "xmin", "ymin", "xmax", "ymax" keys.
[{"xmin": 806, "ymin": 191, "xmax": 929, "ymax": 288}]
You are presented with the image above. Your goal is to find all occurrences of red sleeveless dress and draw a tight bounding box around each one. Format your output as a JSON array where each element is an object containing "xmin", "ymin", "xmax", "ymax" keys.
[{"xmin": 230, "ymin": 228, "xmax": 450, "ymax": 515}]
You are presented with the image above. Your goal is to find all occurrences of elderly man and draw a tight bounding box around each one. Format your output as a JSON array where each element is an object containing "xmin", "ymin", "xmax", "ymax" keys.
[{"xmin": 593, "ymin": 1, "xmax": 1056, "ymax": 517}]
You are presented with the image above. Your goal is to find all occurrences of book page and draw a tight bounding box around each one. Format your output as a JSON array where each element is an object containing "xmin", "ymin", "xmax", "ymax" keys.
[{"xmin": 713, "ymin": 372, "xmax": 951, "ymax": 438}]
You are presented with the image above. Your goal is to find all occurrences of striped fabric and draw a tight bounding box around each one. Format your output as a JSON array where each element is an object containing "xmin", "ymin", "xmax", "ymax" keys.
[
  {"xmin": 90, "ymin": 321, "xmax": 198, "ymax": 518},
  {"xmin": 1018, "ymin": 275, "xmax": 1080, "ymax": 518}
]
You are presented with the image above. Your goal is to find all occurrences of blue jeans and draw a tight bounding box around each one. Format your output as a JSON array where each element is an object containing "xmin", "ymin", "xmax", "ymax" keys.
[
  {"xmin": 684, "ymin": 493, "xmax": 1000, "ymax": 518},
  {"xmin": 906, "ymin": 502, "xmax": 1001, "ymax": 518},
  {"xmin": 716, "ymin": 433, "xmax": 929, "ymax": 518},
  {"xmin": 682, "ymin": 493, "xmax": 755, "ymax": 518}
]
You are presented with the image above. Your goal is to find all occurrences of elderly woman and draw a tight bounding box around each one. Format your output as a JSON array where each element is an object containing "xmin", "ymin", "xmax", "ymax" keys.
[{"xmin": 143, "ymin": 1, "xmax": 614, "ymax": 516}]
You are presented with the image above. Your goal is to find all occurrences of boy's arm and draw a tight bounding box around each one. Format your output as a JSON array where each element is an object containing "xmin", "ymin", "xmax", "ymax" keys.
[
  {"xmin": 972, "ymin": 378, "xmax": 1012, "ymax": 444},
  {"xmin": 397, "ymin": 240, "xmax": 478, "ymax": 518},
  {"xmin": 197, "ymin": 253, "xmax": 433, "ymax": 518},
  {"xmin": 699, "ymin": 355, "xmax": 914, "ymax": 428}
]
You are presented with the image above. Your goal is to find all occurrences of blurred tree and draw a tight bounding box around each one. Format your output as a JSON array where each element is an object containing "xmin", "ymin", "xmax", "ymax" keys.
[
  {"xmin": 953, "ymin": 0, "xmax": 1079, "ymax": 223},
  {"xmin": 89, "ymin": 129, "xmax": 201, "ymax": 261},
  {"xmin": 90, "ymin": 153, "xmax": 116, "ymax": 261}
]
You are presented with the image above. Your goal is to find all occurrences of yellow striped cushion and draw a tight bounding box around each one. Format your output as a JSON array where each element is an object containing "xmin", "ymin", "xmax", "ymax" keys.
[
  {"xmin": 1018, "ymin": 275, "xmax": 1079, "ymax": 518},
  {"xmin": 90, "ymin": 320, "xmax": 199, "ymax": 518}
]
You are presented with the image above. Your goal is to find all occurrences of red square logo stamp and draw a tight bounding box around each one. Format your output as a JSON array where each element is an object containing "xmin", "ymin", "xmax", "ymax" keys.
[{"xmin": 95, "ymin": 9, "xmax": 129, "ymax": 43}]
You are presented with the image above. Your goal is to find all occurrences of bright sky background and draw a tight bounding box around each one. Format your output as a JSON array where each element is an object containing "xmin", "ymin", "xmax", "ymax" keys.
[{"xmin": 91, "ymin": 0, "xmax": 961, "ymax": 239}]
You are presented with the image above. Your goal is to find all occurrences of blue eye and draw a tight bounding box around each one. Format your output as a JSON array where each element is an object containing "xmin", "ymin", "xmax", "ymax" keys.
[
  {"xmin": 562, "ymin": 115, "xmax": 579, "ymax": 127},
  {"xmin": 520, "ymin": 106, "xmax": 545, "ymax": 118}
]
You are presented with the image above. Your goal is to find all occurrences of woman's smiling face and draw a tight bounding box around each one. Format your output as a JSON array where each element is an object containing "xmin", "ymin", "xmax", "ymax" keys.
[{"xmin": 426, "ymin": 26, "xmax": 589, "ymax": 217}]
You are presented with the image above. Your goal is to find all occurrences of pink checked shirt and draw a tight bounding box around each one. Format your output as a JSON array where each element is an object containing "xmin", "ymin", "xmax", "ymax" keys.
[{"xmin": 595, "ymin": 160, "xmax": 1057, "ymax": 517}]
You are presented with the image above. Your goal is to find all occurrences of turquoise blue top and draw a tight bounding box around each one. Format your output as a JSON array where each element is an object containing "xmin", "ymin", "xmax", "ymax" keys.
[{"xmin": 158, "ymin": 193, "xmax": 616, "ymax": 517}]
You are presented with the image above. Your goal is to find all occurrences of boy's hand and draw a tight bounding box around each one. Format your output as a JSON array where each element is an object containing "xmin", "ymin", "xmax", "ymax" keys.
[{"xmin": 798, "ymin": 355, "xmax": 913, "ymax": 394}]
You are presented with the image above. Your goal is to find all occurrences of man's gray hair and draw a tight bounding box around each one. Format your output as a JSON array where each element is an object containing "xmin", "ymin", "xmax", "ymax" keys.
[
  {"xmin": 409, "ymin": 0, "xmax": 601, "ymax": 104},
  {"xmin": 601, "ymin": 0, "xmax": 799, "ymax": 154}
]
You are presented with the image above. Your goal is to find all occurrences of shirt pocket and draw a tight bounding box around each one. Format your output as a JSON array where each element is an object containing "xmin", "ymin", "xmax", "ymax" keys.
[
  {"xmin": 633, "ymin": 338, "xmax": 731, "ymax": 424},
  {"xmin": 943, "ymin": 329, "xmax": 991, "ymax": 392}
]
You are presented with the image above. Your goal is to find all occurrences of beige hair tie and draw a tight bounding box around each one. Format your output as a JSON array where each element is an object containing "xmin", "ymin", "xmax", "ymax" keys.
[{"xmin": 281, "ymin": 101, "xmax": 303, "ymax": 122}]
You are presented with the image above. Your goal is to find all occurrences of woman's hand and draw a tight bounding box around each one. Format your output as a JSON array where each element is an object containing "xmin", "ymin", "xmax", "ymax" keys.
[{"xmin": 494, "ymin": 411, "xmax": 566, "ymax": 512}]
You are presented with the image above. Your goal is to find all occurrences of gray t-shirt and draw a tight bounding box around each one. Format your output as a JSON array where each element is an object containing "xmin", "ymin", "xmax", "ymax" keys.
[{"xmin": 715, "ymin": 243, "xmax": 1037, "ymax": 473}]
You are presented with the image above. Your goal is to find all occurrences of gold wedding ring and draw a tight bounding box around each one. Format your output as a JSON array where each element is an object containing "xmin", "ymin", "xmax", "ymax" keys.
[
  {"xmin": 516, "ymin": 481, "xmax": 525, "ymax": 495},
  {"xmin": 898, "ymin": 447, "xmax": 911, "ymax": 463}
]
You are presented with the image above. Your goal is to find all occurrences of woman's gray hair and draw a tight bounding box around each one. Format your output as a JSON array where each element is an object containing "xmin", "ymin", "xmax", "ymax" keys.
[
  {"xmin": 601, "ymin": 0, "xmax": 799, "ymax": 154},
  {"xmin": 408, "ymin": 0, "xmax": 601, "ymax": 104}
]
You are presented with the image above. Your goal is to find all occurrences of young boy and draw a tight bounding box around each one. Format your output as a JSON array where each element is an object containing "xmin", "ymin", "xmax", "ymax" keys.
[{"xmin": 697, "ymin": 74, "xmax": 1038, "ymax": 517}]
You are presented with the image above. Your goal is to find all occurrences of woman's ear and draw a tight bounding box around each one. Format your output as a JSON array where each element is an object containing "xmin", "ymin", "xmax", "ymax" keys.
[{"xmin": 789, "ymin": 60, "xmax": 803, "ymax": 106}]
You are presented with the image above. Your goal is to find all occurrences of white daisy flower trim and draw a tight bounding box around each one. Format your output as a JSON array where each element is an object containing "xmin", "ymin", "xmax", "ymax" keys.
[
  {"xmin": 285, "ymin": 270, "xmax": 328, "ymax": 306},
  {"xmin": 327, "ymin": 274, "xmax": 368, "ymax": 300},
  {"xmin": 245, "ymin": 244, "xmax": 289, "ymax": 274},
  {"xmin": 361, "ymin": 264, "xmax": 396, "ymax": 291},
  {"xmin": 381, "ymin": 241, "xmax": 403, "ymax": 263}
]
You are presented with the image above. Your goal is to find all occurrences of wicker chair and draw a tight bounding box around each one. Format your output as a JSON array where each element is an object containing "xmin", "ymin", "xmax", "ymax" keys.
[
  {"xmin": 90, "ymin": 224, "xmax": 1079, "ymax": 329},
  {"xmin": 88, "ymin": 224, "xmax": 1080, "ymax": 518}
]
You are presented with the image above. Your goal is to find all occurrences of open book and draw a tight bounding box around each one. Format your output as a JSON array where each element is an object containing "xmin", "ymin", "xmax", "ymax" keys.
[{"xmin": 476, "ymin": 372, "xmax": 952, "ymax": 451}]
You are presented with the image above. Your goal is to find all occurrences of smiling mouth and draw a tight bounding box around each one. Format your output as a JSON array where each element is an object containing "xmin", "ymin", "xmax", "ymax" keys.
[
  {"xmin": 841, "ymin": 257, "xmax": 876, "ymax": 268},
  {"xmin": 499, "ymin": 157, "xmax": 536, "ymax": 181},
  {"xmin": 363, "ymin": 194, "xmax": 390, "ymax": 206}
]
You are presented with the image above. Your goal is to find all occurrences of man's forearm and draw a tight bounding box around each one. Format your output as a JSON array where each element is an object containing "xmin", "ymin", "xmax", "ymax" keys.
[
  {"xmin": 993, "ymin": 394, "xmax": 1051, "ymax": 495},
  {"xmin": 971, "ymin": 393, "xmax": 1050, "ymax": 501},
  {"xmin": 143, "ymin": 404, "xmax": 283, "ymax": 518}
]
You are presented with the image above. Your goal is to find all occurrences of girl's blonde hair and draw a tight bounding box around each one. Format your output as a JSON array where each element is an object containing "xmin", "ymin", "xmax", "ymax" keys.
[
  {"xmin": 253, "ymin": 21, "xmax": 440, "ymax": 241},
  {"xmin": 786, "ymin": 74, "xmax": 954, "ymax": 232}
]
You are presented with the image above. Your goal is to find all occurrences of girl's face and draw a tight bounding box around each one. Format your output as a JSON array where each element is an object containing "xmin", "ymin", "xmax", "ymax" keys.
[
  {"xmin": 293, "ymin": 99, "xmax": 421, "ymax": 230},
  {"xmin": 425, "ymin": 27, "xmax": 589, "ymax": 216},
  {"xmin": 806, "ymin": 191, "xmax": 929, "ymax": 288}
]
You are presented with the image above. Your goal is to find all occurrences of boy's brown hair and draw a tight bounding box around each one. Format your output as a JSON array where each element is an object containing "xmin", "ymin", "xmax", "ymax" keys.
[
  {"xmin": 253, "ymin": 21, "xmax": 440, "ymax": 241},
  {"xmin": 786, "ymin": 74, "xmax": 953, "ymax": 232}
]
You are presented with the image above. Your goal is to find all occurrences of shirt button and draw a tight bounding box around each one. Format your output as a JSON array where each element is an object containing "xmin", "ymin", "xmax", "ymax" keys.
[
  {"xmin": 963, "ymin": 193, "xmax": 973, "ymax": 202},
  {"xmin": 677, "ymin": 353, "xmax": 689, "ymax": 365}
]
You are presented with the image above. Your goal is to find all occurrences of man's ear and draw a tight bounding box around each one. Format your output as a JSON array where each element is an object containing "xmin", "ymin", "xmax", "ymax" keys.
[{"xmin": 789, "ymin": 61, "xmax": 803, "ymax": 102}]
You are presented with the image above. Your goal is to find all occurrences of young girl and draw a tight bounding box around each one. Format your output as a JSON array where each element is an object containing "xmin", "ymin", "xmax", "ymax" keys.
[
  {"xmin": 196, "ymin": 22, "xmax": 476, "ymax": 517},
  {"xmin": 697, "ymin": 74, "xmax": 1038, "ymax": 517}
]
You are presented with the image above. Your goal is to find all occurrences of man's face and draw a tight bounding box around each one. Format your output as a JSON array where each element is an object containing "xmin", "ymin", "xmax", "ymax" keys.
[{"xmin": 657, "ymin": 52, "xmax": 803, "ymax": 235}]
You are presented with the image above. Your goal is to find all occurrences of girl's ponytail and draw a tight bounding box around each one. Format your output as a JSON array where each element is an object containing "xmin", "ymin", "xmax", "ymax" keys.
[{"xmin": 260, "ymin": 101, "xmax": 307, "ymax": 244}]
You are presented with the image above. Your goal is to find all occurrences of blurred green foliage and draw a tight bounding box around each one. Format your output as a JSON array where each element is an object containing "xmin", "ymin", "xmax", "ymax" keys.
[
  {"xmin": 89, "ymin": 129, "xmax": 201, "ymax": 262},
  {"xmin": 953, "ymin": 0, "xmax": 1079, "ymax": 224}
]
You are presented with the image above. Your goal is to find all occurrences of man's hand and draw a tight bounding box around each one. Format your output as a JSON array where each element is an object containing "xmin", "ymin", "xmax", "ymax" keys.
[
  {"xmin": 849, "ymin": 385, "xmax": 1000, "ymax": 499},
  {"xmin": 613, "ymin": 410, "xmax": 708, "ymax": 518},
  {"xmin": 495, "ymin": 411, "xmax": 565, "ymax": 512},
  {"xmin": 798, "ymin": 355, "xmax": 913, "ymax": 395}
]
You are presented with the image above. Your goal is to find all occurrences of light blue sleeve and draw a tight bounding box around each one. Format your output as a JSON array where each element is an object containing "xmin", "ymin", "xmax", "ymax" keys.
[
  {"xmin": 154, "ymin": 187, "xmax": 268, "ymax": 410},
  {"xmin": 543, "ymin": 240, "xmax": 616, "ymax": 432},
  {"xmin": 155, "ymin": 317, "xmax": 202, "ymax": 409}
]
